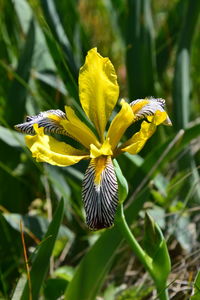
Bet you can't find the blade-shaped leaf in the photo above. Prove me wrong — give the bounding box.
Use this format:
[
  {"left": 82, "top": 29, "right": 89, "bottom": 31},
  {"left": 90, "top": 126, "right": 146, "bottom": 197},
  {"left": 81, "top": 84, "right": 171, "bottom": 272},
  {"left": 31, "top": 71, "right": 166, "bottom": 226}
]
[
  {"left": 172, "top": 0, "right": 200, "bottom": 202},
  {"left": 126, "top": 0, "right": 156, "bottom": 98},
  {"left": 0, "top": 126, "right": 25, "bottom": 147},
  {"left": 6, "top": 19, "right": 35, "bottom": 126},
  {"left": 173, "top": 0, "right": 200, "bottom": 129},
  {"left": 143, "top": 213, "right": 171, "bottom": 287},
  {"left": 156, "top": 0, "right": 187, "bottom": 78},
  {"left": 28, "top": 0, "right": 79, "bottom": 101},
  {"left": 20, "top": 199, "right": 64, "bottom": 300},
  {"left": 64, "top": 188, "right": 150, "bottom": 300},
  {"left": 190, "top": 270, "right": 200, "bottom": 300},
  {"left": 11, "top": 275, "right": 27, "bottom": 300}
]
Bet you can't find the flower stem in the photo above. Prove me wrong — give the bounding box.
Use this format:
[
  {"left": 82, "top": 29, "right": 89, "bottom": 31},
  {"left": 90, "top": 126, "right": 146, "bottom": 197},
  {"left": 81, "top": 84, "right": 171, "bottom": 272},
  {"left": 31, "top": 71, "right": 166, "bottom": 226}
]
[
  {"left": 157, "top": 288, "right": 169, "bottom": 300},
  {"left": 115, "top": 204, "right": 152, "bottom": 272},
  {"left": 115, "top": 204, "right": 169, "bottom": 300}
]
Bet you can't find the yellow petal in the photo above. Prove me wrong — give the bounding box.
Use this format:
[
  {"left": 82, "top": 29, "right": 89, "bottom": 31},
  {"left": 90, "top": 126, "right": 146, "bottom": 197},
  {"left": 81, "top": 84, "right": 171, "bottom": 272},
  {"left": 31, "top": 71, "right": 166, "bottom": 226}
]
[
  {"left": 130, "top": 97, "right": 172, "bottom": 125},
  {"left": 90, "top": 139, "right": 113, "bottom": 159},
  {"left": 118, "top": 110, "right": 166, "bottom": 155},
  {"left": 60, "top": 106, "right": 100, "bottom": 150},
  {"left": 15, "top": 109, "right": 67, "bottom": 135},
  {"left": 25, "top": 125, "right": 89, "bottom": 167},
  {"left": 119, "top": 121, "right": 156, "bottom": 155},
  {"left": 107, "top": 99, "right": 134, "bottom": 151},
  {"left": 79, "top": 48, "right": 119, "bottom": 141},
  {"left": 147, "top": 110, "right": 168, "bottom": 125},
  {"left": 131, "top": 99, "right": 149, "bottom": 115}
]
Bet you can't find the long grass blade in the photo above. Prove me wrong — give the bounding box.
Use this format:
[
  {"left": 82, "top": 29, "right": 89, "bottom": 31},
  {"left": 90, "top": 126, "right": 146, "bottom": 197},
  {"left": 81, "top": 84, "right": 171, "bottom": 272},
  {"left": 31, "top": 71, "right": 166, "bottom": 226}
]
[
  {"left": 126, "top": 0, "right": 156, "bottom": 99},
  {"left": 156, "top": 0, "right": 187, "bottom": 79},
  {"left": 6, "top": 19, "right": 35, "bottom": 126},
  {"left": 172, "top": 0, "right": 200, "bottom": 201},
  {"left": 173, "top": 0, "right": 200, "bottom": 129},
  {"left": 28, "top": 0, "right": 79, "bottom": 101},
  {"left": 20, "top": 199, "right": 64, "bottom": 300}
]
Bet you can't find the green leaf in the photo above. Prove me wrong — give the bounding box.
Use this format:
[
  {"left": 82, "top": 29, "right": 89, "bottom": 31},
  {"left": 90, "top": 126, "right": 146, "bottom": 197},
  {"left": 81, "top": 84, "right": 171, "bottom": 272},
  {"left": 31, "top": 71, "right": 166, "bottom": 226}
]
[
  {"left": 28, "top": 0, "right": 79, "bottom": 101},
  {"left": 173, "top": 0, "right": 200, "bottom": 129},
  {"left": 44, "top": 165, "right": 72, "bottom": 219},
  {"left": 44, "top": 278, "right": 68, "bottom": 300},
  {"left": 113, "top": 159, "right": 129, "bottom": 204},
  {"left": 11, "top": 275, "right": 27, "bottom": 300},
  {"left": 64, "top": 188, "right": 150, "bottom": 300},
  {"left": 20, "top": 199, "right": 64, "bottom": 300},
  {"left": 64, "top": 228, "right": 121, "bottom": 300},
  {"left": 143, "top": 213, "right": 171, "bottom": 287},
  {"left": 54, "top": 266, "right": 75, "bottom": 282},
  {"left": 156, "top": 0, "right": 187, "bottom": 78},
  {"left": 172, "top": 0, "right": 200, "bottom": 202},
  {"left": 6, "top": 19, "right": 35, "bottom": 126},
  {"left": 53, "top": 0, "right": 90, "bottom": 57},
  {"left": 151, "top": 239, "right": 171, "bottom": 293},
  {"left": 143, "top": 213, "right": 163, "bottom": 257},
  {"left": 0, "top": 126, "right": 25, "bottom": 147},
  {"left": 190, "top": 270, "right": 200, "bottom": 300},
  {"left": 3, "top": 212, "right": 72, "bottom": 241},
  {"left": 126, "top": 0, "right": 156, "bottom": 98},
  {"left": 40, "top": 0, "right": 78, "bottom": 77}
]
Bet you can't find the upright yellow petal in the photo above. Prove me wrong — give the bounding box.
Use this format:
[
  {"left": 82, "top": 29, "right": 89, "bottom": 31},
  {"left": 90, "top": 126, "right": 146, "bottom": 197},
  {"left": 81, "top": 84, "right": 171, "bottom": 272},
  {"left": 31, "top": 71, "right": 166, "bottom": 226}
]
[
  {"left": 107, "top": 100, "right": 134, "bottom": 151},
  {"left": 79, "top": 48, "right": 119, "bottom": 142},
  {"left": 61, "top": 106, "right": 100, "bottom": 150},
  {"left": 25, "top": 125, "right": 89, "bottom": 167}
]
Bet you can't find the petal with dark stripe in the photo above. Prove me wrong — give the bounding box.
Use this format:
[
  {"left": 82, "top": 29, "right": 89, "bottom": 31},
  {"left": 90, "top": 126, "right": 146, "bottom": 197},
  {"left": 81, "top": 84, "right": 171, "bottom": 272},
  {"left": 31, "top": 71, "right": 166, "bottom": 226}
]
[
  {"left": 82, "top": 156, "right": 118, "bottom": 230},
  {"left": 14, "top": 109, "right": 67, "bottom": 135},
  {"left": 130, "top": 97, "right": 172, "bottom": 125}
]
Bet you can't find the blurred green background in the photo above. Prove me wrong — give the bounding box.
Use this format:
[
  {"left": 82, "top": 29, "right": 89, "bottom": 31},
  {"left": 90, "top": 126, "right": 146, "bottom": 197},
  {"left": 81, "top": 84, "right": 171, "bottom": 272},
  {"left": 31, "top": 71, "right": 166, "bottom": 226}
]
[{"left": 0, "top": 0, "right": 200, "bottom": 299}]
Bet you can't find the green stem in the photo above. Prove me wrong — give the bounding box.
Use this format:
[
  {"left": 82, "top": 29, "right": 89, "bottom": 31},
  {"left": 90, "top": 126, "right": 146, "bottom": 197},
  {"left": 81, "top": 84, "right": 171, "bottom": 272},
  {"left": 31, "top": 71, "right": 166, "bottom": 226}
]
[
  {"left": 115, "top": 204, "right": 169, "bottom": 300},
  {"left": 115, "top": 204, "right": 152, "bottom": 272},
  {"left": 157, "top": 288, "right": 169, "bottom": 300}
]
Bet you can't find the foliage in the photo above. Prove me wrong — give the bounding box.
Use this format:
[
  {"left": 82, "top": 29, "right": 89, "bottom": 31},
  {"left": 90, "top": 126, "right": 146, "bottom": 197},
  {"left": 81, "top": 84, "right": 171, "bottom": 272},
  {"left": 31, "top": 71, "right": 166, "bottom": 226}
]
[{"left": 0, "top": 0, "right": 200, "bottom": 299}]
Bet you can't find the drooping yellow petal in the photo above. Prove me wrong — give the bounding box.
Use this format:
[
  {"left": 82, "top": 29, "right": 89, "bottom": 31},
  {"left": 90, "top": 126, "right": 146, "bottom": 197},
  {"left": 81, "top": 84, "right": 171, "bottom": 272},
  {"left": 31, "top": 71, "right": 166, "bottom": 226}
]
[
  {"left": 82, "top": 156, "right": 118, "bottom": 230},
  {"left": 131, "top": 99, "right": 149, "bottom": 115},
  {"left": 79, "top": 48, "right": 119, "bottom": 142},
  {"left": 60, "top": 106, "right": 100, "bottom": 150},
  {"left": 15, "top": 109, "right": 67, "bottom": 135},
  {"left": 118, "top": 111, "right": 167, "bottom": 155},
  {"left": 147, "top": 110, "right": 168, "bottom": 125},
  {"left": 130, "top": 97, "right": 172, "bottom": 125},
  {"left": 107, "top": 99, "right": 134, "bottom": 151},
  {"left": 25, "top": 125, "right": 89, "bottom": 167},
  {"left": 118, "top": 122, "right": 156, "bottom": 155},
  {"left": 90, "top": 139, "right": 113, "bottom": 159}
]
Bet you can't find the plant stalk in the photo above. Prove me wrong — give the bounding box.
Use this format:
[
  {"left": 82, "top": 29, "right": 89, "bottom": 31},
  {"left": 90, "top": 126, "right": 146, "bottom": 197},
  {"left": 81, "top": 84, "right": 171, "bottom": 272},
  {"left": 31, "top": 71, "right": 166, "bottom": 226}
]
[
  {"left": 115, "top": 203, "right": 169, "bottom": 300},
  {"left": 157, "top": 288, "right": 169, "bottom": 300}
]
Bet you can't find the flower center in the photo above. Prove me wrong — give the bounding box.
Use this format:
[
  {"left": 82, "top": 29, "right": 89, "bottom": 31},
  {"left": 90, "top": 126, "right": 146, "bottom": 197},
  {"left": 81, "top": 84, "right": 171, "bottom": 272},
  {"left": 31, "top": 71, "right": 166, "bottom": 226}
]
[{"left": 90, "top": 138, "right": 113, "bottom": 159}]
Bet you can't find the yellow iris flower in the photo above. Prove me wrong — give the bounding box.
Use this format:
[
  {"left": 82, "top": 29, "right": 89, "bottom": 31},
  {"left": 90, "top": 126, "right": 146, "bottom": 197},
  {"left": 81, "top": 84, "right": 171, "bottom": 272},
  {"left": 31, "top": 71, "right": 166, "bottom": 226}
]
[{"left": 15, "top": 48, "right": 171, "bottom": 230}]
